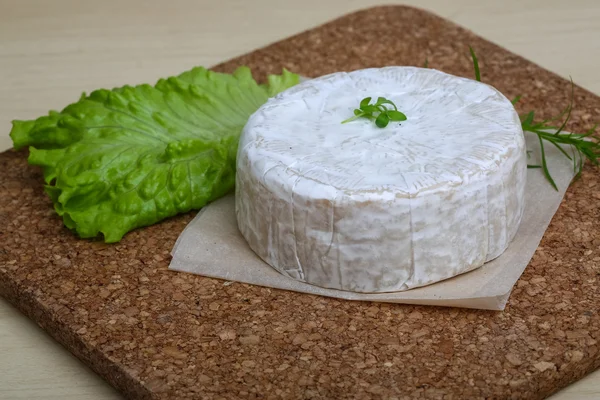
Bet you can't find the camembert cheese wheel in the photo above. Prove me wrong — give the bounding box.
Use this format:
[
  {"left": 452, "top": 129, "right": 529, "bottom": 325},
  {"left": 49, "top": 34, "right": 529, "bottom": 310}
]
[{"left": 236, "top": 67, "right": 526, "bottom": 293}]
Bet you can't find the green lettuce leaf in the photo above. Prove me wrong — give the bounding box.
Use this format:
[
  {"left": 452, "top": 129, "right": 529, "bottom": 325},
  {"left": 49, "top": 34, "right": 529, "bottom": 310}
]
[{"left": 10, "top": 66, "right": 299, "bottom": 242}]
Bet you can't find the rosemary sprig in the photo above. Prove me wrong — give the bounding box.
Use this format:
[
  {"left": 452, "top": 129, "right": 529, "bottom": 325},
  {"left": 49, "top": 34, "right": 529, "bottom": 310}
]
[
  {"left": 469, "top": 46, "right": 481, "bottom": 82},
  {"left": 341, "top": 96, "right": 407, "bottom": 128},
  {"left": 468, "top": 47, "right": 600, "bottom": 190}
]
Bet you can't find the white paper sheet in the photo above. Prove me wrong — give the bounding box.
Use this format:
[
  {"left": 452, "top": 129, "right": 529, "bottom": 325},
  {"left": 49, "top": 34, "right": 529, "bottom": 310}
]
[{"left": 169, "top": 133, "right": 576, "bottom": 310}]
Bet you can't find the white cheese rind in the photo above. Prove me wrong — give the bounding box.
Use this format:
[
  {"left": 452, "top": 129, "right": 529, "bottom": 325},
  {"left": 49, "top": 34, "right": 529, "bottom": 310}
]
[{"left": 236, "top": 67, "right": 526, "bottom": 293}]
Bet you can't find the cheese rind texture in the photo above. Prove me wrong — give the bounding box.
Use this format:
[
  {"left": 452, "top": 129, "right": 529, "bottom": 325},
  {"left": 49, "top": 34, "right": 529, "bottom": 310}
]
[{"left": 236, "top": 67, "right": 526, "bottom": 293}]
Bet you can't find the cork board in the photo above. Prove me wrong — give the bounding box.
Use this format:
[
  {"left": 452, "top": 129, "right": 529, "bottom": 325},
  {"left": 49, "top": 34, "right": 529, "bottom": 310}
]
[{"left": 1, "top": 5, "right": 599, "bottom": 400}]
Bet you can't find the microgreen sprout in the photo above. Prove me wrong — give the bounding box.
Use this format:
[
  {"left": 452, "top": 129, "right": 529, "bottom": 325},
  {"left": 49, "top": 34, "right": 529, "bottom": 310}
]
[{"left": 341, "top": 97, "right": 407, "bottom": 128}]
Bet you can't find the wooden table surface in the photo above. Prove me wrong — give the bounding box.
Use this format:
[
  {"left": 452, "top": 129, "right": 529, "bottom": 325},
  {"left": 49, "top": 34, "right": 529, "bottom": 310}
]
[{"left": 0, "top": 0, "right": 599, "bottom": 398}]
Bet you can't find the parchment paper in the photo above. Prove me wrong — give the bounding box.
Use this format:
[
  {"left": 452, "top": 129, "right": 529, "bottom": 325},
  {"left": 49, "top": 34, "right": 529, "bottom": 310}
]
[{"left": 169, "top": 133, "right": 577, "bottom": 310}]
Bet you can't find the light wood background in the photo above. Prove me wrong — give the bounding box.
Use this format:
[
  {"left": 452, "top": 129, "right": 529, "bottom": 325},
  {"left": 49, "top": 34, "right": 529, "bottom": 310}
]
[{"left": 0, "top": 0, "right": 598, "bottom": 398}]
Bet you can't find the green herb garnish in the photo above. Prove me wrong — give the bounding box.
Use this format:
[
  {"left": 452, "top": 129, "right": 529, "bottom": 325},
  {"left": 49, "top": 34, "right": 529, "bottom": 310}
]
[
  {"left": 469, "top": 46, "right": 481, "bottom": 82},
  {"left": 468, "top": 47, "right": 600, "bottom": 190},
  {"left": 341, "top": 97, "right": 407, "bottom": 128}
]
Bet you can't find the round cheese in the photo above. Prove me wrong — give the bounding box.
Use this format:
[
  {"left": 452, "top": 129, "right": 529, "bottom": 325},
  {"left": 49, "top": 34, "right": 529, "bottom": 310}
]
[{"left": 235, "top": 67, "right": 526, "bottom": 293}]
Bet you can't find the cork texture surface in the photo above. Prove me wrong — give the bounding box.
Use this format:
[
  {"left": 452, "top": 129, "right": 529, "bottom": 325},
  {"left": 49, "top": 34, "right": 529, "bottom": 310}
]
[{"left": 1, "top": 5, "right": 599, "bottom": 400}]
